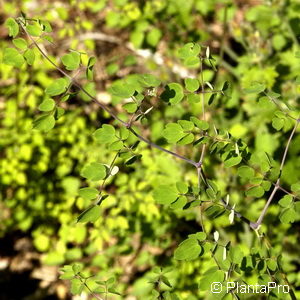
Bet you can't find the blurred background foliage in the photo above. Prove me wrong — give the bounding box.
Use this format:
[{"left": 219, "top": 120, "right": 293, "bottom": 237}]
[{"left": 0, "top": 0, "right": 300, "bottom": 299}]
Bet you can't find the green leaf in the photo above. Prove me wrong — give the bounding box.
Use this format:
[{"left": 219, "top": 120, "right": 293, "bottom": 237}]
[
  {"left": 70, "top": 278, "right": 84, "bottom": 295},
  {"left": 3, "top": 48, "right": 25, "bottom": 68},
  {"left": 224, "top": 156, "right": 242, "bottom": 168},
  {"left": 229, "top": 246, "right": 244, "bottom": 264},
  {"left": 162, "top": 123, "right": 185, "bottom": 143},
  {"left": 138, "top": 74, "right": 161, "bottom": 87},
  {"left": 205, "top": 205, "right": 225, "bottom": 219},
  {"left": 38, "top": 99, "right": 55, "bottom": 112},
  {"left": 246, "top": 186, "right": 265, "bottom": 198},
  {"left": 146, "top": 27, "right": 162, "bottom": 47},
  {"left": 176, "top": 182, "right": 188, "bottom": 194},
  {"left": 296, "top": 76, "right": 300, "bottom": 84},
  {"left": 177, "top": 133, "right": 194, "bottom": 145},
  {"left": 78, "top": 187, "right": 99, "bottom": 200},
  {"left": 55, "top": 107, "right": 65, "bottom": 119},
  {"left": 279, "top": 208, "right": 296, "bottom": 224},
  {"left": 120, "top": 127, "right": 130, "bottom": 140},
  {"left": 153, "top": 185, "right": 178, "bottom": 205},
  {"left": 291, "top": 182, "right": 300, "bottom": 193},
  {"left": 61, "top": 52, "right": 81, "bottom": 71},
  {"left": 80, "top": 162, "right": 106, "bottom": 181},
  {"left": 185, "top": 78, "right": 200, "bottom": 92},
  {"left": 45, "top": 78, "right": 68, "bottom": 96},
  {"left": 188, "top": 232, "right": 206, "bottom": 241},
  {"left": 108, "top": 288, "right": 121, "bottom": 296},
  {"left": 170, "top": 196, "right": 187, "bottom": 209},
  {"left": 177, "top": 120, "right": 194, "bottom": 130},
  {"left": 86, "top": 56, "right": 96, "bottom": 80},
  {"left": 59, "top": 272, "right": 74, "bottom": 280},
  {"left": 93, "top": 124, "right": 116, "bottom": 143},
  {"left": 26, "top": 24, "right": 42, "bottom": 37},
  {"left": 40, "top": 20, "right": 52, "bottom": 33},
  {"left": 109, "top": 82, "right": 135, "bottom": 98},
  {"left": 24, "top": 49, "right": 35, "bottom": 65},
  {"left": 109, "top": 140, "right": 123, "bottom": 151},
  {"left": 12, "top": 38, "right": 27, "bottom": 50},
  {"left": 87, "top": 57, "right": 96, "bottom": 68},
  {"left": 237, "top": 166, "right": 255, "bottom": 179},
  {"left": 184, "top": 56, "right": 200, "bottom": 68},
  {"left": 222, "top": 81, "right": 232, "bottom": 98},
  {"left": 130, "top": 30, "right": 144, "bottom": 48},
  {"left": 243, "top": 83, "right": 266, "bottom": 94},
  {"left": 160, "top": 275, "right": 172, "bottom": 288},
  {"left": 161, "top": 83, "right": 184, "bottom": 104},
  {"left": 77, "top": 205, "right": 101, "bottom": 223},
  {"left": 5, "top": 18, "right": 19, "bottom": 37},
  {"left": 123, "top": 102, "right": 138, "bottom": 113},
  {"left": 272, "top": 117, "right": 284, "bottom": 130},
  {"left": 187, "top": 93, "right": 200, "bottom": 103},
  {"left": 72, "top": 263, "right": 83, "bottom": 274},
  {"left": 125, "top": 154, "right": 142, "bottom": 165},
  {"left": 32, "top": 114, "right": 55, "bottom": 132},
  {"left": 178, "top": 43, "right": 201, "bottom": 59},
  {"left": 190, "top": 117, "right": 209, "bottom": 130},
  {"left": 278, "top": 195, "right": 293, "bottom": 207},
  {"left": 174, "top": 238, "right": 202, "bottom": 260},
  {"left": 267, "top": 260, "right": 277, "bottom": 271},
  {"left": 199, "top": 268, "right": 224, "bottom": 291}
]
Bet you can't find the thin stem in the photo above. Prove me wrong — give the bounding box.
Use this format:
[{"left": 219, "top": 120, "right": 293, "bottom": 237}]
[
  {"left": 98, "top": 150, "right": 120, "bottom": 196},
  {"left": 197, "top": 58, "right": 208, "bottom": 184},
  {"left": 252, "top": 119, "right": 299, "bottom": 229},
  {"left": 194, "top": 89, "right": 223, "bottom": 94},
  {"left": 263, "top": 91, "right": 297, "bottom": 121},
  {"left": 199, "top": 58, "right": 205, "bottom": 121},
  {"left": 219, "top": 198, "right": 257, "bottom": 229},
  {"left": 20, "top": 21, "right": 198, "bottom": 168},
  {"left": 128, "top": 128, "right": 197, "bottom": 167},
  {"left": 76, "top": 275, "right": 104, "bottom": 300}
]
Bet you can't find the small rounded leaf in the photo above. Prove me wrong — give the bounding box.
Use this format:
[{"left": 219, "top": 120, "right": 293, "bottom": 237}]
[
  {"left": 38, "top": 99, "right": 56, "bottom": 112},
  {"left": 174, "top": 238, "right": 202, "bottom": 261},
  {"left": 246, "top": 186, "right": 265, "bottom": 198},
  {"left": 5, "top": 18, "right": 19, "bottom": 37},
  {"left": 3, "top": 48, "right": 25, "bottom": 68},
  {"left": 153, "top": 185, "right": 178, "bottom": 205},
  {"left": 78, "top": 187, "right": 99, "bottom": 200},
  {"left": 45, "top": 78, "right": 69, "bottom": 96},
  {"left": 32, "top": 114, "right": 55, "bottom": 132},
  {"left": 93, "top": 125, "right": 116, "bottom": 143},
  {"left": 77, "top": 205, "right": 101, "bottom": 223},
  {"left": 80, "top": 163, "right": 106, "bottom": 181},
  {"left": 161, "top": 83, "right": 184, "bottom": 104}
]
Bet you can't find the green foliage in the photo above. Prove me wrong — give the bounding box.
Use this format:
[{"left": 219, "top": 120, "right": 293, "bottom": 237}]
[
  {"left": 61, "top": 51, "right": 81, "bottom": 71},
  {"left": 80, "top": 162, "right": 106, "bottom": 181},
  {"left": 45, "top": 78, "right": 69, "bottom": 96},
  {"left": 1, "top": 2, "right": 300, "bottom": 300},
  {"left": 5, "top": 17, "right": 19, "bottom": 37},
  {"left": 3, "top": 48, "right": 25, "bottom": 68},
  {"left": 77, "top": 205, "right": 101, "bottom": 223}
]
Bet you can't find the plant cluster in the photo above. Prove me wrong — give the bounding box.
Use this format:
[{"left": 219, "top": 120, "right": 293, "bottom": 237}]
[{"left": 1, "top": 1, "right": 300, "bottom": 300}]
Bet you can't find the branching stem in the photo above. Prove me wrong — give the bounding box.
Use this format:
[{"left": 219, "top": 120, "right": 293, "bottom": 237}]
[
  {"left": 252, "top": 118, "right": 299, "bottom": 229},
  {"left": 19, "top": 21, "right": 198, "bottom": 168}
]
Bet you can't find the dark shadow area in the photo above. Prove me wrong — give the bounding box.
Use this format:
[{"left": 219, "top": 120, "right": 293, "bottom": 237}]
[{"left": 0, "top": 232, "right": 69, "bottom": 300}]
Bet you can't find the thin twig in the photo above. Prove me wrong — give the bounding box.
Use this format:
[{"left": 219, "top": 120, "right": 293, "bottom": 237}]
[
  {"left": 252, "top": 118, "right": 299, "bottom": 229},
  {"left": 219, "top": 198, "right": 257, "bottom": 228},
  {"left": 19, "top": 20, "right": 198, "bottom": 168},
  {"left": 76, "top": 275, "right": 104, "bottom": 300},
  {"left": 263, "top": 91, "right": 297, "bottom": 121}
]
